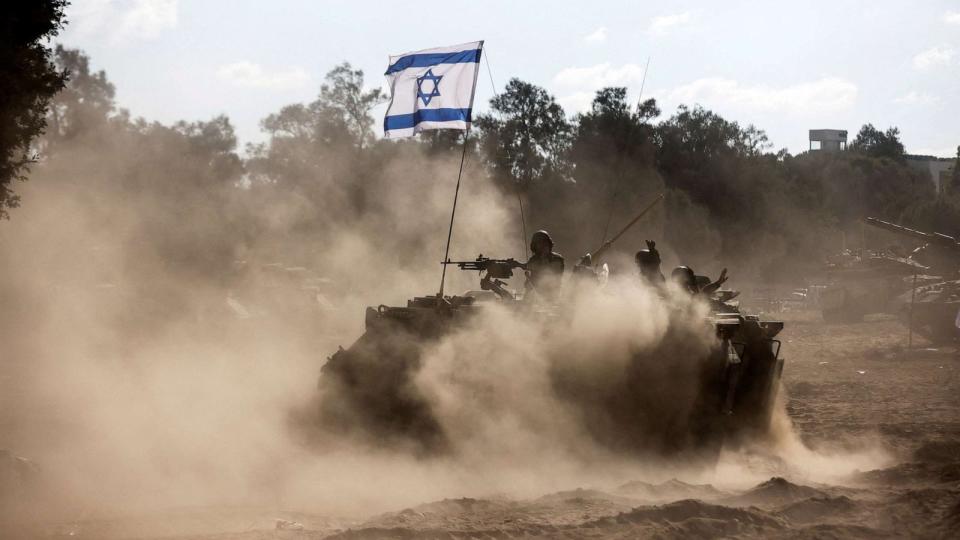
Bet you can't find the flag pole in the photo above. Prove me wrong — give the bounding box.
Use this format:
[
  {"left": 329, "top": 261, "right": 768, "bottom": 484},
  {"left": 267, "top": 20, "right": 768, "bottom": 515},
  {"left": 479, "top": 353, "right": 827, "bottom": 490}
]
[{"left": 438, "top": 131, "right": 470, "bottom": 300}]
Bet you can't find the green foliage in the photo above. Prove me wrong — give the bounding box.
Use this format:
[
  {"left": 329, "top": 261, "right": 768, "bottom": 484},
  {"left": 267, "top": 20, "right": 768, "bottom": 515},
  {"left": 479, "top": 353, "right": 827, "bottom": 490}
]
[
  {"left": 12, "top": 46, "right": 959, "bottom": 286},
  {"left": 663, "top": 189, "right": 722, "bottom": 268},
  {"left": 786, "top": 151, "right": 931, "bottom": 224},
  {"left": 0, "top": 1, "right": 68, "bottom": 218},
  {"left": 33, "top": 48, "right": 246, "bottom": 294},
  {"left": 850, "top": 123, "right": 905, "bottom": 162},
  {"left": 562, "top": 88, "right": 662, "bottom": 252},
  {"left": 260, "top": 62, "right": 383, "bottom": 153},
  {"left": 653, "top": 105, "right": 774, "bottom": 259},
  {"left": 317, "top": 62, "right": 384, "bottom": 150},
  {"left": 952, "top": 146, "right": 960, "bottom": 189},
  {"left": 572, "top": 89, "right": 657, "bottom": 170},
  {"left": 250, "top": 81, "right": 364, "bottom": 232},
  {"left": 246, "top": 63, "right": 479, "bottom": 272},
  {"left": 47, "top": 45, "right": 117, "bottom": 143},
  {"left": 900, "top": 196, "right": 960, "bottom": 238},
  {"left": 475, "top": 79, "right": 572, "bottom": 191}
]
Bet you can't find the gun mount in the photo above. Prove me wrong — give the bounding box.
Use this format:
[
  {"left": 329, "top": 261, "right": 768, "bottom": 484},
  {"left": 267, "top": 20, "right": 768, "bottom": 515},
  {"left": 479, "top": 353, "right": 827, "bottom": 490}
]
[{"left": 443, "top": 255, "right": 526, "bottom": 300}]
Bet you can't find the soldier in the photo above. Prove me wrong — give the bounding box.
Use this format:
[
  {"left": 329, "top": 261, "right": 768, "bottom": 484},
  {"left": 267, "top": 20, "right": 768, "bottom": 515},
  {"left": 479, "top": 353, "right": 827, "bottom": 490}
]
[
  {"left": 671, "top": 265, "right": 699, "bottom": 294},
  {"left": 635, "top": 240, "right": 665, "bottom": 286},
  {"left": 525, "top": 230, "right": 564, "bottom": 299},
  {"left": 672, "top": 265, "right": 729, "bottom": 295},
  {"left": 700, "top": 268, "right": 729, "bottom": 294}
]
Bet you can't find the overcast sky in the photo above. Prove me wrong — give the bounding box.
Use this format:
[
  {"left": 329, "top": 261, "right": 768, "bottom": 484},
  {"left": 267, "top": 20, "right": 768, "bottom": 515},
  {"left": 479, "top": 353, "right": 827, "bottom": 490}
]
[{"left": 60, "top": 0, "right": 960, "bottom": 157}]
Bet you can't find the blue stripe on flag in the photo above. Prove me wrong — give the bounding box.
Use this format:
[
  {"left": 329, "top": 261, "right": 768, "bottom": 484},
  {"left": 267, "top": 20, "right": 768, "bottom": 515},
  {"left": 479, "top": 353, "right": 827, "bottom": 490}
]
[
  {"left": 385, "top": 49, "right": 482, "bottom": 75},
  {"left": 384, "top": 108, "right": 472, "bottom": 131}
]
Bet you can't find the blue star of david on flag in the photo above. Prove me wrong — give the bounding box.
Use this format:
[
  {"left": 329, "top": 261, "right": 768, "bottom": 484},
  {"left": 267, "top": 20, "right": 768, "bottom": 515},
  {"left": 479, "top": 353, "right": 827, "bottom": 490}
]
[
  {"left": 416, "top": 69, "right": 443, "bottom": 106},
  {"left": 382, "top": 41, "right": 484, "bottom": 138}
]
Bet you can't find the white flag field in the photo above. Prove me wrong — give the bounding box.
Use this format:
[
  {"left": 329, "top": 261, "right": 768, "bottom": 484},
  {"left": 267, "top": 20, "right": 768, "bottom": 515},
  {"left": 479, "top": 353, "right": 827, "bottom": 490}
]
[{"left": 383, "top": 41, "right": 483, "bottom": 138}]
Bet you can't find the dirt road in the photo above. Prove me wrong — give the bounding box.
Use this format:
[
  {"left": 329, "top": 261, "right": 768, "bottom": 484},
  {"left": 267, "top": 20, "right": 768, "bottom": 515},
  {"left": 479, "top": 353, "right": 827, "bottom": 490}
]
[{"left": 14, "top": 315, "right": 960, "bottom": 539}]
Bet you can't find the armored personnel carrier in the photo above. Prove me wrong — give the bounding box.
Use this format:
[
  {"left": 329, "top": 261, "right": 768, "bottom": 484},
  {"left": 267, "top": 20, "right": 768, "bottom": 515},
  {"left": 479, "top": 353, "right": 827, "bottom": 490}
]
[
  {"left": 819, "top": 251, "right": 928, "bottom": 323},
  {"left": 897, "top": 279, "right": 960, "bottom": 344},
  {"left": 864, "top": 218, "right": 960, "bottom": 344},
  {"left": 314, "top": 256, "right": 785, "bottom": 462}
]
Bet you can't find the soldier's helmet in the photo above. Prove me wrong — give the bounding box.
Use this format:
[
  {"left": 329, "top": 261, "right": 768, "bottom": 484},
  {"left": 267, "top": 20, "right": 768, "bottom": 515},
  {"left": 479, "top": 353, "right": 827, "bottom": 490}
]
[
  {"left": 671, "top": 265, "right": 698, "bottom": 292},
  {"left": 635, "top": 249, "right": 660, "bottom": 267},
  {"left": 530, "top": 230, "right": 554, "bottom": 252}
]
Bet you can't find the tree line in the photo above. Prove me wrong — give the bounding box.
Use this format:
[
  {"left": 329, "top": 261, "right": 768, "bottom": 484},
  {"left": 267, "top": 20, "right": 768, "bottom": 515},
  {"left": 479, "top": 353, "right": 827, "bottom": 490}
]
[{"left": 4, "top": 43, "right": 960, "bottom": 289}]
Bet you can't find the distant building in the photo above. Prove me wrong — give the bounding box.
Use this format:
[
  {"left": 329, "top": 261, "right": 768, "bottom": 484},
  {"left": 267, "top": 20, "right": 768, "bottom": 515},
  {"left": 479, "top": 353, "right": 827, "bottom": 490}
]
[
  {"left": 809, "top": 129, "right": 847, "bottom": 152},
  {"left": 906, "top": 154, "right": 956, "bottom": 194}
]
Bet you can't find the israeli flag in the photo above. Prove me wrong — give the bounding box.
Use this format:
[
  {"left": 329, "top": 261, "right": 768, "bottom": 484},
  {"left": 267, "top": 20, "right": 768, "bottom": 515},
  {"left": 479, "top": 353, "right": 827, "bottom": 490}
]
[{"left": 383, "top": 41, "right": 483, "bottom": 138}]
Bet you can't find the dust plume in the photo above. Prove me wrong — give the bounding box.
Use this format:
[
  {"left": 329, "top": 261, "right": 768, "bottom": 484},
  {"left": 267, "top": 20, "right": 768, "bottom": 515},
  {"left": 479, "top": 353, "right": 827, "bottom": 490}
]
[
  {"left": 0, "top": 51, "right": 906, "bottom": 538},
  {"left": 0, "top": 149, "right": 893, "bottom": 534},
  {"left": 0, "top": 138, "right": 517, "bottom": 523}
]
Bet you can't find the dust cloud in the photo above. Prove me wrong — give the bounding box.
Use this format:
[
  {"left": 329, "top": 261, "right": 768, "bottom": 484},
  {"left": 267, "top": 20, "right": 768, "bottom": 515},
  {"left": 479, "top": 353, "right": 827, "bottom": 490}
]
[
  {"left": 0, "top": 144, "right": 888, "bottom": 536},
  {"left": 0, "top": 145, "right": 515, "bottom": 521}
]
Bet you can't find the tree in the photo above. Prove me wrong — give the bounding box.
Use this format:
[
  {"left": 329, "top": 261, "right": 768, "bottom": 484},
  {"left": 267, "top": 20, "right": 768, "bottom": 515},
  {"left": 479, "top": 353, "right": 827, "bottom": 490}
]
[
  {"left": 572, "top": 89, "right": 658, "bottom": 164},
  {"left": 475, "top": 78, "right": 572, "bottom": 191},
  {"left": 261, "top": 103, "right": 320, "bottom": 141},
  {"left": 173, "top": 115, "right": 243, "bottom": 188},
  {"left": 849, "top": 124, "right": 905, "bottom": 162},
  {"left": 655, "top": 105, "right": 769, "bottom": 170},
  {"left": 316, "top": 62, "right": 383, "bottom": 150},
  {"left": 47, "top": 45, "right": 118, "bottom": 144},
  {"left": 654, "top": 104, "right": 770, "bottom": 214},
  {"left": 952, "top": 145, "right": 960, "bottom": 191},
  {"left": 565, "top": 88, "right": 662, "bottom": 249},
  {"left": 0, "top": 1, "right": 68, "bottom": 218},
  {"left": 653, "top": 105, "right": 812, "bottom": 272}
]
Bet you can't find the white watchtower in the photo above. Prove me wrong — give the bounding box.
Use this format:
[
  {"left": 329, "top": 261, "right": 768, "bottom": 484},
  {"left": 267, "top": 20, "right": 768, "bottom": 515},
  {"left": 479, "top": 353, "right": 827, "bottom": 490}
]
[{"left": 809, "top": 129, "right": 848, "bottom": 152}]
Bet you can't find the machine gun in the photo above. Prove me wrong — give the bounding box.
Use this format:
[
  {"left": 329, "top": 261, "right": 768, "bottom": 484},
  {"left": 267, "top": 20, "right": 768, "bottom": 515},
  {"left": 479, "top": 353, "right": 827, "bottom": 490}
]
[
  {"left": 582, "top": 193, "right": 664, "bottom": 266},
  {"left": 442, "top": 255, "right": 526, "bottom": 300}
]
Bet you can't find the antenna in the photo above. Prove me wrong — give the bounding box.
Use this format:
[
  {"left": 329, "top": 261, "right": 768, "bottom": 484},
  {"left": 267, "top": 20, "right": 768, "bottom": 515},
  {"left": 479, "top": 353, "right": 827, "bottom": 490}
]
[
  {"left": 637, "top": 56, "right": 651, "bottom": 107},
  {"left": 483, "top": 48, "right": 528, "bottom": 258},
  {"left": 599, "top": 56, "right": 652, "bottom": 247}
]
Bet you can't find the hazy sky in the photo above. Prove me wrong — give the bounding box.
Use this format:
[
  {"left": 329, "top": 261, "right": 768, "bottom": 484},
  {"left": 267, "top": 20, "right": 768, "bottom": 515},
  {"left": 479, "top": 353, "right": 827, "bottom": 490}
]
[{"left": 60, "top": 0, "right": 960, "bottom": 157}]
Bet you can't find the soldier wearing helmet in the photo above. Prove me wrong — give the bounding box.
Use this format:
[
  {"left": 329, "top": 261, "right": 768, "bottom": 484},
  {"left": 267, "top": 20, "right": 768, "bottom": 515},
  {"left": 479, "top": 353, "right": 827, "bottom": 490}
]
[
  {"left": 671, "top": 265, "right": 699, "bottom": 294},
  {"left": 525, "top": 230, "right": 564, "bottom": 299},
  {"left": 635, "top": 240, "right": 665, "bottom": 286},
  {"left": 671, "top": 265, "right": 729, "bottom": 295}
]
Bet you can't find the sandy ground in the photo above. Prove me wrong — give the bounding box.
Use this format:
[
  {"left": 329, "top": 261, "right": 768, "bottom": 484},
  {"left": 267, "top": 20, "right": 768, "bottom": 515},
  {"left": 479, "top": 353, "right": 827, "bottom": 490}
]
[{"left": 12, "top": 314, "right": 960, "bottom": 539}]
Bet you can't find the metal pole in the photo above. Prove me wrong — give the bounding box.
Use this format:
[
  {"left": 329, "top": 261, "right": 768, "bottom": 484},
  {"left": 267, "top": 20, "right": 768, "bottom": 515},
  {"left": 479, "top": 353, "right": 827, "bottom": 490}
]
[
  {"left": 438, "top": 133, "right": 470, "bottom": 299},
  {"left": 599, "top": 56, "right": 651, "bottom": 246},
  {"left": 637, "top": 56, "right": 651, "bottom": 104},
  {"left": 908, "top": 272, "right": 918, "bottom": 350},
  {"left": 517, "top": 190, "right": 528, "bottom": 258}
]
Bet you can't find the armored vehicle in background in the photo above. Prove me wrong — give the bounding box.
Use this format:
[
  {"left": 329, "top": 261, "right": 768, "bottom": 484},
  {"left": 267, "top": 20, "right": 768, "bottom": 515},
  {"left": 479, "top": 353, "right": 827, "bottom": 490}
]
[
  {"left": 898, "top": 279, "right": 960, "bottom": 344},
  {"left": 864, "top": 218, "right": 960, "bottom": 344},
  {"left": 315, "top": 256, "right": 785, "bottom": 462},
  {"left": 819, "top": 251, "right": 928, "bottom": 323}
]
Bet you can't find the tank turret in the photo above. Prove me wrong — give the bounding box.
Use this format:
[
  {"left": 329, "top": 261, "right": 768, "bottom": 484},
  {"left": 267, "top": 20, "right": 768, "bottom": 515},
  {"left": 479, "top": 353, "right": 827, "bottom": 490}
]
[{"left": 861, "top": 217, "right": 960, "bottom": 343}]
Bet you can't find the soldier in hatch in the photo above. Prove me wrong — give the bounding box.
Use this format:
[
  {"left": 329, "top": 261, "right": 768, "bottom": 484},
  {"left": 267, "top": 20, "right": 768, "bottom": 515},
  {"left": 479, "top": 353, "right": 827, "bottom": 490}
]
[
  {"left": 525, "top": 230, "right": 564, "bottom": 300},
  {"left": 671, "top": 265, "right": 699, "bottom": 294},
  {"left": 699, "top": 268, "right": 729, "bottom": 295},
  {"left": 635, "top": 240, "right": 665, "bottom": 286},
  {"left": 671, "top": 265, "right": 728, "bottom": 295}
]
